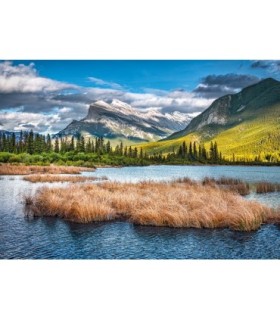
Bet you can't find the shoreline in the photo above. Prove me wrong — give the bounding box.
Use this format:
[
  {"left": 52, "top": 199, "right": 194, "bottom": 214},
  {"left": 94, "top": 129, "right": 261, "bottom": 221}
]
[{"left": 1, "top": 162, "right": 280, "bottom": 176}]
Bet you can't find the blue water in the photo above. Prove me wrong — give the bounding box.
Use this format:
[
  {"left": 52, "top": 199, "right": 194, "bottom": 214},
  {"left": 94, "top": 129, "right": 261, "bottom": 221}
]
[{"left": 1, "top": 165, "right": 280, "bottom": 259}]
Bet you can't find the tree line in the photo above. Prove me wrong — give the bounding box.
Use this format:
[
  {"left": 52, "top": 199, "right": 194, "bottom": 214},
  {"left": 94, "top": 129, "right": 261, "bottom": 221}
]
[{"left": 0, "top": 130, "right": 277, "bottom": 165}]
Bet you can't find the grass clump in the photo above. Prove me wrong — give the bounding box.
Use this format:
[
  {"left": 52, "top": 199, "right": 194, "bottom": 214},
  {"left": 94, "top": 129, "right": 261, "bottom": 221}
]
[
  {"left": 23, "top": 174, "right": 107, "bottom": 183},
  {"left": 256, "top": 182, "right": 280, "bottom": 194},
  {"left": 202, "top": 177, "right": 250, "bottom": 196},
  {"left": 25, "top": 179, "right": 280, "bottom": 231}
]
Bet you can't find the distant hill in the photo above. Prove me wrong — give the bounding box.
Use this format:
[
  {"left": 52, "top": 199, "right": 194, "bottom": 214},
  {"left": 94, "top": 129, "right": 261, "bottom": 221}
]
[
  {"left": 138, "top": 78, "right": 280, "bottom": 162},
  {"left": 57, "top": 99, "right": 194, "bottom": 145}
]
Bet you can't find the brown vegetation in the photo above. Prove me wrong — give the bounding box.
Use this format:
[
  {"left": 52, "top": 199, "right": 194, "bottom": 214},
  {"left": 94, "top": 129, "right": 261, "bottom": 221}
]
[
  {"left": 25, "top": 179, "right": 280, "bottom": 231},
  {"left": 202, "top": 177, "right": 250, "bottom": 196},
  {"left": 256, "top": 182, "right": 280, "bottom": 194},
  {"left": 0, "top": 164, "right": 94, "bottom": 175},
  {"left": 23, "top": 174, "right": 107, "bottom": 183}
]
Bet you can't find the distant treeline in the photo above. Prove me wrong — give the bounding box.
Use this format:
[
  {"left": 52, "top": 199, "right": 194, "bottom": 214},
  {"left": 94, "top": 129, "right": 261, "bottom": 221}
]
[{"left": 0, "top": 130, "right": 278, "bottom": 166}]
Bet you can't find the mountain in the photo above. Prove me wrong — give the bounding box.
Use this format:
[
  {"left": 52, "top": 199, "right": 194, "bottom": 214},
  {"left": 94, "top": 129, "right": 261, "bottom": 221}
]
[
  {"left": 168, "top": 77, "right": 280, "bottom": 139},
  {"left": 138, "top": 78, "right": 280, "bottom": 161},
  {"left": 57, "top": 99, "right": 194, "bottom": 144}
]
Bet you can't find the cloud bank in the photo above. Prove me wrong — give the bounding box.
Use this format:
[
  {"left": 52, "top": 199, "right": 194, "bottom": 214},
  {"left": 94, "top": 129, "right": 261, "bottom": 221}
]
[
  {"left": 193, "top": 73, "right": 261, "bottom": 98},
  {"left": 251, "top": 60, "right": 280, "bottom": 73}
]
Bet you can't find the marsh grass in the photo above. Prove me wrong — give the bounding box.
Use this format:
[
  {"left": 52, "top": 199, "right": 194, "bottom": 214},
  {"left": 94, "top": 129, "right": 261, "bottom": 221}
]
[
  {"left": 256, "top": 182, "right": 280, "bottom": 194},
  {"left": 202, "top": 177, "right": 250, "bottom": 196},
  {"left": 25, "top": 179, "right": 280, "bottom": 231},
  {"left": 23, "top": 174, "right": 107, "bottom": 183},
  {"left": 0, "top": 164, "right": 94, "bottom": 175}
]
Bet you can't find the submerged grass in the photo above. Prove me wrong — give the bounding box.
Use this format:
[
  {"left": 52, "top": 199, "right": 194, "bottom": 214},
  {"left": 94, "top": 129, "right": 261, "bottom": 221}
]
[
  {"left": 23, "top": 174, "right": 107, "bottom": 183},
  {"left": 25, "top": 179, "right": 280, "bottom": 231},
  {"left": 0, "top": 164, "right": 94, "bottom": 175}
]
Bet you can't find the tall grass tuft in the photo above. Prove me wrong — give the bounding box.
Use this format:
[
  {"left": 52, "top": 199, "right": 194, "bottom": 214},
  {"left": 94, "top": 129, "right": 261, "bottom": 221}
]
[
  {"left": 256, "top": 182, "right": 280, "bottom": 194},
  {"left": 25, "top": 180, "right": 280, "bottom": 231},
  {"left": 202, "top": 177, "right": 250, "bottom": 196}
]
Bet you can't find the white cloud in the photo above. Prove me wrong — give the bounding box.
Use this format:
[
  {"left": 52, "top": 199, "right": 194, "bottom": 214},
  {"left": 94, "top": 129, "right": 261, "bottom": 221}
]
[
  {"left": 83, "top": 87, "right": 212, "bottom": 112},
  {"left": 88, "top": 76, "right": 123, "bottom": 89},
  {"left": 0, "top": 61, "right": 214, "bottom": 133},
  {"left": 0, "top": 61, "right": 77, "bottom": 93}
]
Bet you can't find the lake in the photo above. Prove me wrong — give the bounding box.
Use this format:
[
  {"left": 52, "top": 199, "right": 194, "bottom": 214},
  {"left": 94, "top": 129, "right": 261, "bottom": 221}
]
[{"left": 1, "top": 165, "right": 280, "bottom": 259}]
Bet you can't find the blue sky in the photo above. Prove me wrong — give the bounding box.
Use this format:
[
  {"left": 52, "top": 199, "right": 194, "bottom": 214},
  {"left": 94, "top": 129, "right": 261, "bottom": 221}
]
[
  {"left": 0, "top": 60, "right": 279, "bottom": 133},
  {"left": 11, "top": 60, "right": 271, "bottom": 91}
]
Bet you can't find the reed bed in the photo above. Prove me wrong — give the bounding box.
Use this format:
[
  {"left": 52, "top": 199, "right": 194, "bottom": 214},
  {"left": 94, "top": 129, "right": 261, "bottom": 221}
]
[
  {"left": 202, "top": 177, "right": 250, "bottom": 196},
  {"left": 256, "top": 182, "right": 280, "bottom": 194},
  {"left": 24, "top": 180, "right": 280, "bottom": 231},
  {"left": 23, "top": 174, "right": 107, "bottom": 183},
  {"left": 0, "top": 164, "right": 94, "bottom": 175}
]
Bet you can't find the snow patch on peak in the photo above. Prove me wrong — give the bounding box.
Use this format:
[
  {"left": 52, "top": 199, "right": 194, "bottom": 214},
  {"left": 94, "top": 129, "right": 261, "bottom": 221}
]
[
  {"left": 111, "top": 99, "right": 133, "bottom": 110},
  {"left": 93, "top": 100, "right": 111, "bottom": 108}
]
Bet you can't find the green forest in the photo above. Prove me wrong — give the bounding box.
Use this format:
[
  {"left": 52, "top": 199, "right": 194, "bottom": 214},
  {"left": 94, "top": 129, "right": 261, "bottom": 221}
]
[{"left": 0, "top": 130, "right": 278, "bottom": 167}]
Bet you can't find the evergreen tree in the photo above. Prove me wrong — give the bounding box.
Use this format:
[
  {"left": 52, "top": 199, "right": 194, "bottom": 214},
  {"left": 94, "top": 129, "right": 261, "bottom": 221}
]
[
  {"left": 46, "top": 134, "right": 52, "bottom": 152},
  {"left": 133, "top": 147, "right": 138, "bottom": 158},
  {"left": 27, "top": 130, "right": 34, "bottom": 154},
  {"left": 54, "top": 137, "right": 60, "bottom": 153},
  {"left": 80, "top": 136, "right": 85, "bottom": 152},
  {"left": 193, "top": 141, "right": 198, "bottom": 159},
  {"left": 189, "top": 142, "right": 193, "bottom": 159}
]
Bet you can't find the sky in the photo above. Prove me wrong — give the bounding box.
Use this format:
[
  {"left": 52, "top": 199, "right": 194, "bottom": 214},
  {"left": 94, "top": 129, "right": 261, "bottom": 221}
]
[{"left": 0, "top": 60, "right": 279, "bottom": 134}]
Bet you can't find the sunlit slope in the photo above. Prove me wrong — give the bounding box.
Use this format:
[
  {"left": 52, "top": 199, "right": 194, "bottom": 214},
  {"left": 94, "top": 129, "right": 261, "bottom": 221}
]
[{"left": 137, "top": 103, "right": 280, "bottom": 161}]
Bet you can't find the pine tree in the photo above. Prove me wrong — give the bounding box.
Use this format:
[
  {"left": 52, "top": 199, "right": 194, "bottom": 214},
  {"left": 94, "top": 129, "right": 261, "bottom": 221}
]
[
  {"left": 46, "top": 134, "right": 52, "bottom": 152},
  {"left": 124, "top": 146, "right": 128, "bottom": 157},
  {"left": 54, "top": 137, "right": 60, "bottom": 153},
  {"left": 120, "top": 141, "right": 124, "bottom": 156},
  {"left": 27, "top": 130, "right": 34, "bottom": 154},
  {"left": 182, "top": 141, "right": 186, "bottom": 158},
  {"left": 193, "top": 141, "right": 198, "bottom": 159},
  {"left": 189, "top": 142, "right": 193, "bottom": 159},
  {"left": 133, "top": 147, "right": 138, "bottom": 158}
]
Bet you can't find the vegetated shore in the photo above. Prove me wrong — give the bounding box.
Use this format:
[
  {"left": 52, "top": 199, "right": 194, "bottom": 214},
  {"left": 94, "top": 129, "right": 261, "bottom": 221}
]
[
  {"left": 0, "top": 163, "right": 95, "bottom": 175},
  {"left": 25, "top": 178, "right": 280, "bottom": 232},
  {"left": 23, "top": 174, "right": 108, "bottom": 183}
]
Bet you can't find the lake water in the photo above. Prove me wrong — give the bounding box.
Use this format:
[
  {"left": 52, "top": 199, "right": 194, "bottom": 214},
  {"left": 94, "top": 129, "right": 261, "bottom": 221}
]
[{"left": 1, "top": 165, "right": 280, "bottom": 259}]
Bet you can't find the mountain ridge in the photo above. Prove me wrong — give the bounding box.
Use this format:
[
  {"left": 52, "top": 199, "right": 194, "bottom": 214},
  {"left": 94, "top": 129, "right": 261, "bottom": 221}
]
[
  {"left": 57, "top": 99, "right": 195, "bottom": 144},
  {"left": 167, "top": 77, "right": 280, "bottom": 140},
  {"left": 137, "top": 78, "right": 280, "bottom": 161}
]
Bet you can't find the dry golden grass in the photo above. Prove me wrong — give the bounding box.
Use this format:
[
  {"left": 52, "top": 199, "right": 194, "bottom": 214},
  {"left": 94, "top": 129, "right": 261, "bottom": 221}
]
[
  {"left": 0, "top": 164, "right": 94, "bottom": 175},
  {"left": 23, "top": 174, "right": 107, "bottom": 183},
  {"left": 25, "top": 180, "right": 280, "bottom": 231}
]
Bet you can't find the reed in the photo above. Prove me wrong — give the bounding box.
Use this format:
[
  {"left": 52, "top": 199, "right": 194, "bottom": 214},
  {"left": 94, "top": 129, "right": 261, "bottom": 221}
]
[
  {"left": 23, "top": 174, "right": 107, "bottom": 183},
  {"left": 256, "top": 182, "right": 280, "bottom": 194},
  {"left": 202, "top": 177, "right": 250, "bottom": 196},
  {"left": 0, "top": 164, "right": 94, "bottom": 175},
  {"left": 25, "top": 180, "right": 280, "bottom": 231}
]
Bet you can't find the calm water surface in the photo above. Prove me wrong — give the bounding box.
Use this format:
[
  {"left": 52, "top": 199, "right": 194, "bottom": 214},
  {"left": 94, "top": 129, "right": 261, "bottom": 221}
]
[{"left": 1, "top": 165, "right": 280, "bottom": 259}]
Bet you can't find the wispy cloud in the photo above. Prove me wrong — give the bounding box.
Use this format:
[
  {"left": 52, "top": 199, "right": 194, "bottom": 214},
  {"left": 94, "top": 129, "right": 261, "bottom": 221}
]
[{"left": 88, "top": 76, "right": 123, "bottom": 89}]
